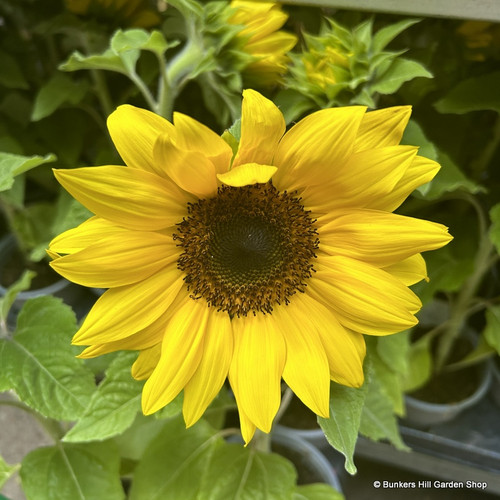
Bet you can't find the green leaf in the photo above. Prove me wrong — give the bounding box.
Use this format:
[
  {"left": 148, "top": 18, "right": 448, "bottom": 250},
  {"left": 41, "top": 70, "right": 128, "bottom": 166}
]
[
  {"left": 0, "top": 296, "right": 95, "bottom": 420},
  {"left": 0, "top": 152, "right": 57, "bottom": 192},
  {"left": 63, "top": 352, "right": 142, "bottom": 443},
  {"left": 483, "top": 306, "right": 500, "bottom": 356},
  {"left": 294, "top": 483, "right": 344, "bottom": 500},
  {"left": 0, "top": 454, "right": 18, "bottom": 490},
  {"left": 370, "top": 342, "right": 405, "bottom": 415},
  {"left": 376, "top": 332, "right": 409, "bottom": 377},
  {"left": 402, "top": 119, "right": 438, "bottom": 160},
  {"left": 360, "top": 372, "right": 408, "bottom": 451},
  {"left": 435, "top": 71, "right": 500, "bottom": 114},
  {"left": 201, "top": 443, "right": 296, "bottom": 500},
  {"left": 60, "top": 50, "right": 128, "bottom": 74},
  {"left": 371, "top": 58, "right": 432, "bottom": 95},
  {"left": 489, "top": 203, "right": 500, "bottom": 254},
  {"left": 129, "top": 417, "right": 221, "bottom": 500},
  {"left": 20, "top": 441, "right": 124, "bottom": 500},
  {"left": 402, "top": 336, "right": 432, "bottom": 392},
  {"left": 421, "top": 152, "right": 484, "bottom": 200},
  {"left": 318, "top": 382, "right": 367, "bottom": 474},
  {"left": 444, "top": 334, "right": 495, "bottom": 371},
  {"left": 372, "top": 19, "right": 420, "bottom": 52},
  {"left": 0, "top": 50, "right": 29, "bottom": 89},
  {"left": 31, "top": 73, "right": 89, "bottom": 121}
]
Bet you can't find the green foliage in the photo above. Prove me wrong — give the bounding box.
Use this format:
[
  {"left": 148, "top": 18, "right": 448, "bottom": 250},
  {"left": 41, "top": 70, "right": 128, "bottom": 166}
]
[
  {"left": 318, "top": 382, "right": 367, "bottom": 474},
  {"left": 435, "top": 71, "right": 500, "bottom": 114},
  {"left": 31, "top": 74, "right": 89, "bottom": 122},
  {"left": 0, "top": 296, "right": 96, "bottom": 420},
  {"left": 0, "top": 153, "right": 56, "bottom": 192},
  {"left": 63, "top": 352, "right": 142, "bottom": 443},
  {"left": 20, "top": 441, "right": 124, "bottom": 500}
]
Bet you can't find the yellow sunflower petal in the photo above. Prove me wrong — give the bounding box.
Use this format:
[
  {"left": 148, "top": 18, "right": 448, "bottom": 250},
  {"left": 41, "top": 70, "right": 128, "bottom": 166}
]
[
  {"left": 173, "top": 112, "right": 233, "bottom": 174},
  {"left": 107, "top": 104, "right": 175, "bottom": 176},
  {"left": 366, "top": 155, "right": 441, "bottom": 212},
  {"left": 54, "top": 167, "right": 188, "bottom": 231},
  {"left": 354, "top": 106, "right": 412, "bottom": 152},
  {"left": 302, "top": 145, "right": 418, "bottom": 211},
  {"left": 49, "top": 217, "right": 125, "bottom": 254},
  {"left": 132, "top": 344, "right": 162, "bottom": 380},
  {"left": 72, "top": 266, "right": 184, "bottom": 345},
  {"left": 183, "top": 310, "right": 233, "bottom": 428},
  {"left": 153, "top": 134, "right": 218, "bottom": 198},
  {"left": 273, "top": 304, "right": 330, "bottom": 418},
  {"left": 77, "top": 314, "right": 169, "bottom": 358},
  {"left": 50, "top": 231, "right": 180, "bottom": 288},
  {"left": 217, "top": 163, "right": 277, "bottom": 187},
  {"left": 292, "top": 293, "right": 365, "bottom": 387},
  {"left": 273, "top": 106, "right": 367, "bottom": 192},
  {"left": 142, "top": 299, "right": 209, "bottom": 415},
  {"left": 245, "top": 31, "right": 297, "bottom": 55},
  {"left": 229, "top": 313, "right": 285, "bottom": 432},
  {"left": 318, "top": 209, "right": 452, "bottom": 267},
  {"left": 383, "top": 254, "right": 429, "bottom": 286},
  {"left": 237, "top": 405, "right": 257, "bottom": 446},
  {"left": 310, "top": 255, "right": 421, "bottom": 335},
  {"left": 232, "top": 89, "right": 285, "bottom": 168}
]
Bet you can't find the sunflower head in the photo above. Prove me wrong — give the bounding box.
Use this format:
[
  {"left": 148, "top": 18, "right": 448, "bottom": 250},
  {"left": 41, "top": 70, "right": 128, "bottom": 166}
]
[
  {"left": 49, "top": 90, "right": 451, "bottom": 444},
  {"left": 228, "top": 1, "right": 298, "bottom": 86},
  {"left": 64, "top": 0, "right": 161, "bottom": 28}
]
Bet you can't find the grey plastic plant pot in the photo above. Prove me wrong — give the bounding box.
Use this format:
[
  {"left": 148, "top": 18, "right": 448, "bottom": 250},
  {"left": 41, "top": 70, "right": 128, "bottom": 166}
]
[
  {"left": 403, "top": 360, "right": 493, "bottom": 429},
  {"left": 0, "top": 234, "right": 84, "bottom": 327},
  {"left": 272, "top": 425, "right": 343, "bottom": 493}
]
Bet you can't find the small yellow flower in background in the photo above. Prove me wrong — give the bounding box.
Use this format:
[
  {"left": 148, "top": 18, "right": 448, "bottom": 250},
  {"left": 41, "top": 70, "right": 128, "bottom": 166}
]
[
  {"left": 48, "top": 90, "right": 452, "bottom": 443},
  {"left": 229, "top": 1, "right": 297, "bottom": 85},
  {"left": 457, "top": 21, "right": 500, "bottom": 61},
  {"left": 65, "top": 0, "right": 161, "bottom": 28}
]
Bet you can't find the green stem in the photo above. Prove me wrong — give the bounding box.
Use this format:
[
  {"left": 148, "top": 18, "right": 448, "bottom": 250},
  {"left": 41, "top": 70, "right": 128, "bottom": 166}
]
[
  {"left": 435, "top": 195, "right": 494, "bottom": 370},
  {"left": 156, "top": 53, "right": 175, "bottom": 120},
  {"left": 251, "top": 428, "right": 272, "bottom": 453},
  {"left": 128, "top": 70, "right": 158, "bottom": 113}
]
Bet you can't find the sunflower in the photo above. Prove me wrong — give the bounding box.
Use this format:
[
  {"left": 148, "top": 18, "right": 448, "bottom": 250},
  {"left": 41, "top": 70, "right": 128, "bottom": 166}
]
[
  {"left": 49, "top": 90, "right": 452, "bottom": 443},
  {"left": 229, "top": 1, "right": 298, "bottom": 85}
]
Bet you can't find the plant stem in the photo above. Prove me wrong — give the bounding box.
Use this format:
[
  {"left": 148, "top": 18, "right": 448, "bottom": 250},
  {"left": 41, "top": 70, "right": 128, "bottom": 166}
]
[
  {"left": 435, "top": 195, "right": 495, "bottom": 370},
  {"left": 128, "top": 70, "right": 158, "bottom": 113},
  {"left": 251, "top": 428, "right": 272, "bottom": 453}
]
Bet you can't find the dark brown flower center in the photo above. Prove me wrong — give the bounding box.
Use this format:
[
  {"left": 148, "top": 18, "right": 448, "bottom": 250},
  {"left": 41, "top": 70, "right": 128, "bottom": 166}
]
[{"left": 174, "top": 183, "right": 318, "bottom": 316}]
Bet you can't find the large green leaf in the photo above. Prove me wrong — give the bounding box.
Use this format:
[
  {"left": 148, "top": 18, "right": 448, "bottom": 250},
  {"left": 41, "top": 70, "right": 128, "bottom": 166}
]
[
  {"left": 360, "top": 375, "right": 408, "bottom": 451},
  {"left": 402, "top": 336, "right": 432, "bottom": 392},
  {"left": 435, "top": 71, "right": 500, "bottom": 114},
  {"left": 129, "top": 417, "right": 221, "bottom": 500},
  {"left": 0, "top": 296, "right": 95, "bottom": 420},
  {"left": 200, "top": 443, "right": 296, "bottom": 500},
  {"left": 0, "top": 152, "right": 56, "bottom": 192},
  {"left": 318, "top": 382, "right": 367, "bottom": 474},
  {"left": 63, "top": 352, "right": 142, "bottom": 443},
  {"left": 31, "top": 73, "right": 89, "bottom": 121},
  {"left": 20, "top": 442, "right": 124, "bottom": 500}
]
